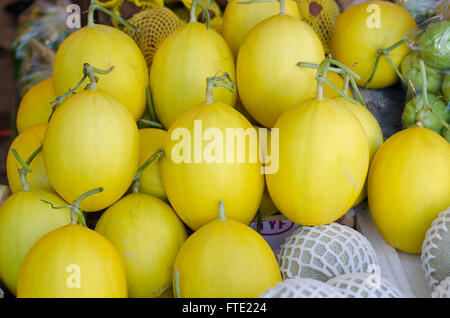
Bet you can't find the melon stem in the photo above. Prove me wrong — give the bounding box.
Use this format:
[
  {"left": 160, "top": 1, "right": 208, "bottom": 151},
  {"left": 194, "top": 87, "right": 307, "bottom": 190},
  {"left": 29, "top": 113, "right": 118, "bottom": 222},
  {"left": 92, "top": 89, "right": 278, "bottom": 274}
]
[
  {"left": 363, "top": 28, "right": 424, "bottom": 88},
  {"left": 138, "top": 119, "right": 165, "bottom": 129},
  {"left": 298, "top": 59, "right": 367, "bottom": 106},
  {"left": 10, "top": 145, "right": 43, "bottom": 192},
  {"left": 174, "top": 270, "right": 181, "bottom": 298},
  {"left": 279, "top": 0, "right": 286, "bottom": 14},
  {"left": 70, "top": 187, "right": 104, "bottom": 225},
  {"left": 132, "top": 149, "right": 164, "bottom": 193},
  {"left": 205, "top": 73, "right": 235, "bottom": 105},
  {"left": 190, "top": 0, "right": 198, "bottom": 23},
  {"left": 189, "top": 0, "right": 211, "bottom": 29},
  {"left": 49, "top": 63, "right": 114, "bottom": 119},
  {"left": 218, "top": 201, "right": 226, "bottom": 221},
  {"left": 87, "top": 0, "right": 139, "bottom": 32}
]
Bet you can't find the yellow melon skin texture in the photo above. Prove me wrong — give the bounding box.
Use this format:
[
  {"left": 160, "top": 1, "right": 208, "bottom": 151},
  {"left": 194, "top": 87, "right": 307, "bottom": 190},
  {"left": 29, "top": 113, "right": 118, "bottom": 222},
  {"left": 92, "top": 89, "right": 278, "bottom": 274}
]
[
  {"left": 138, "top": 128, "right": 167, "bottom": 200},
  {"left": 334, "top": 97, "right": 383, "bottom": 206},
  {"left": 222, "top": 0, "right": 300, "bottom": 57},
  {"left": 53, "top": 24, "right": 148, "bottom": 120},
  {"left": 95, "top": 193, "right": 187, "bottom": 298},
  {"left": 173, "top": 213, "right": 281, "bottom": 297},
  {"left": 331, "top": 1, "right": 417, "bottom": 89},
  {"left": 236, "top": 14, "right": 324, "bottom": 128},
  {"left": 150, "top": 23, "right": 236, "bottom": 129},
  {"left": 161, "top": 101, "right": 264, "bottom": 231},
  {"left": 266, "top": 98, "right": 369, "bottom": 225},
  {"left": 16, "top": 78, "right": 55, "bottom": 134},
  {"left": 17, "top": 224, "right": 128, "bottom": 298},
  {"left": 7, "top": 124, "right": 52, "bottom": 193},
  {"left": 0, "top": 189, "right": 70, "bottom": 296},
  {"left": 43, "top": 90, "right": 139, "bottom": 212},
  {"left": 368, "top": 127, "right": 450, "bottom": 254}
]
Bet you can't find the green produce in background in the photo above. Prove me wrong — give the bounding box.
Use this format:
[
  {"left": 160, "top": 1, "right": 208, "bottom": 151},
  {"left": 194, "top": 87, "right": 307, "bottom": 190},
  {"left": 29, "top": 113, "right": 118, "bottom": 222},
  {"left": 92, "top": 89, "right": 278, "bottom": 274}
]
[
  {"left": 443, "top": 127, "right": 450, "bottom": 142},
  {"left": 395, "top": 0, "right": 441, "bottom": 23},
  {"left": 443, "top": 73, "right": 450, "bottom": 100},
  {"left": 402, "top": 93, "right": 450, "bottom": 134},
  {"left": 400, "top": 51, "right": 443, "bottom": 94},
  {"left": 418, "top": 20, "right": 450, "bottom": 70}
]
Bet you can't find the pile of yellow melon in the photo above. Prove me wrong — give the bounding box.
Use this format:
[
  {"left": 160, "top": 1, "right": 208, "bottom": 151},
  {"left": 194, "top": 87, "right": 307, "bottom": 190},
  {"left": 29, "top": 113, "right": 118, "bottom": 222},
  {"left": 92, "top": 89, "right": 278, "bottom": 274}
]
[{"left": 0, "top": 0, "right": 448, "bottom": 298}]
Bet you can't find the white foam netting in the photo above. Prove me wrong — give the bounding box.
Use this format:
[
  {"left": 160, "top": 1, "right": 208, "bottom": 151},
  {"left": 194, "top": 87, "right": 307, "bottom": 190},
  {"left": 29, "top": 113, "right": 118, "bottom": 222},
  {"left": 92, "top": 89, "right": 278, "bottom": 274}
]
[
  {"left": 260, "top": 278, "right": 344, "bottom": 298},
  {"left": 326, "top": 272, "right": 406, "bottom": 298},
  {"left": 421, "top": 208, "right": 450, "bottom": 289},
  {"left": 278, "top": 223, "right": 379, "bottom": 282},
  {"left": 431, "top": 276, "right": 450, "bottom": 298}
]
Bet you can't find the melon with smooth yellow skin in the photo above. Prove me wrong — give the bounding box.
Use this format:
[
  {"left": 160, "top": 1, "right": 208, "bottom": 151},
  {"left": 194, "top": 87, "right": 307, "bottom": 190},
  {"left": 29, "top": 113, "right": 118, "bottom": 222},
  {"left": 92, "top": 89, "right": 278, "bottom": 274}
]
[
  {"left": 266, "top": 98, "right": 369, "bottom": 225},
  {"left": 43, "top": 90, "right": 139, "bottom": 212},
  {"left": 7, "top": 124, "right": 52, "bottom": 193},
  {"left": 137, "top": 128, "right": 167, "bottom": 200},
  {"left": 161, "top": 100, "right": 264, "bottom": 231},
  {"left": 222, "top": 0, "right": 300, "bottom": 56},
  {"left": 236, "top": 13, "right": 324, "bottom": 128},
  {"left": 53, "top": 24, "right": 148, "bottom": 119},
  {"left": 173, "top": 203, "right": 281, "bottom": 297},
  {"left": 150, "top": 22, "right": 236, "bottom": 128},
  {"left": 17, "top": 225, "right": 128, "bottom": 298},
  {"left": 368, "top": 127, "right": 450, "bottom": 254},
  {"left": 95, "top": 193, "right": 187, "bottom": 298},
  {"left": 334, "top": 97, "right": 383, "bottom": 206},
  {"left": 16, "top": 78, "right": 55, "bottom": 133},
  {"left": 0, "top": 189, "right": 70, "bottom": 296},
  {"left": 331, "top": 1, "right": 417, "bottom": 88}
]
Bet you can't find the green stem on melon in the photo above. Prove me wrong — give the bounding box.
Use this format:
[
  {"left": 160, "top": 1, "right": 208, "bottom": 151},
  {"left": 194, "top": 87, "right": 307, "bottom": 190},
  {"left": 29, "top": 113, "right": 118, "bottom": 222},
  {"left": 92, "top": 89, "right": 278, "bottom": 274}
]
[
  {"left": 85, "top": 63, "right": 115, "bottom": 91},
  {"left": 87, "top": 0, "right": 140, "bottom": 32},
  {"left": 70, "top": 187, "right": 104, "bottom": 225},
  {"left": 342, "top": 72, "right": 369, "bottom": 109},
  {"left": 190, "top": 0, "right": 211, "bottom": 30},
  {"left": 205, "top": 73, "right": 235, "bottom": 104},
  {"left": 42, "top": 187, "right": 104, "bottom": 226},
  {"left": 146, "top": 87, "right": 159, "bottom": 124},
  {"left": 298, "top": 60, "right": 367, "bottom": 106},
  {"left": 349, "top": 76, "right": 368, "bottom": 109},
  {"left": 48, "top": 63, "right": 114, "bottom": 120},
  {"left": 138, "top": 119, "right": 165, "bottom": 129},
  {"left": 132, "top": 148, "right": 164, "bottom": 193},
  {"left": 157, "top": 285, "right": 172, "bottom": 298},
  {"left": 190, "top": 0, "right": 198, "bottom": 23},
  {"left": 174, "top": 270, "right": 181, "bottom": 298},
  {"left": 343, "top": 73, "right": 350, "bottom": 96},
  {"left": 26, "top": 144, "right": 43, "bottom": 166},
  {"left": 279, "top": 0, "right": 286, "bottom": 14},
  {"left": 218, "top": 201, "right": 226, "bottom": 221},
  {"left": 11, "top": 147, "right": 34, "bottom": 191},
  {"left": 363, "top": 29, "right": 424, "bottom": 88}
]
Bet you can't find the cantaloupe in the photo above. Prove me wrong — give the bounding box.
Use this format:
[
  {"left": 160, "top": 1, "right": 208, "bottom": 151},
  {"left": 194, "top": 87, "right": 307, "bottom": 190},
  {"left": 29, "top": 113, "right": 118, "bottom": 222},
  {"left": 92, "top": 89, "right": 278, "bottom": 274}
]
[
  {"left": 326, "top": 272, "right": 405, "bottom": 298},
  {"left": 260, "top": 278, "right": 344, "bottom": 298},
  {"left": 421, "top": 208, "right": 450, "bottom": 289},
  {"left": 278, "top": 223, "right": 379, "bottom": 281}
]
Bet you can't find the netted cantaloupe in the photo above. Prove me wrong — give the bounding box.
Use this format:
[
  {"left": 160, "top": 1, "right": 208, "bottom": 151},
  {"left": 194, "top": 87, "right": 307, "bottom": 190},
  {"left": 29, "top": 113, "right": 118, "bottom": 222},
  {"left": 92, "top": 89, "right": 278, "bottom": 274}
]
[
  {"left": 278, "top": 223, "right": 379, "bottom": 282},
  {"left": 432, "top": 276, "right": 450, "bottom": 298},
  {"left": 326, "top": 272, "right": 405, "bottom": 298},
  {"left": 123, "top": 8, "right": 185, "bottom": 68},
  {"left": 260, "top": 278, "right": 344, "bottom": 298},
  {"left": 421, "top": 208, "right": 450, "bottom": 289}
]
